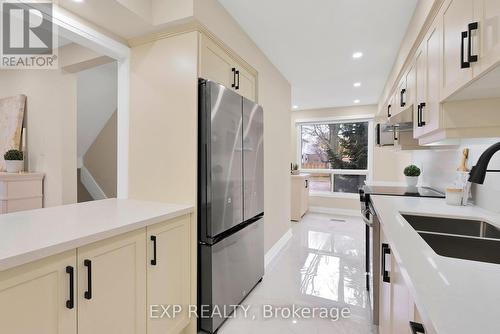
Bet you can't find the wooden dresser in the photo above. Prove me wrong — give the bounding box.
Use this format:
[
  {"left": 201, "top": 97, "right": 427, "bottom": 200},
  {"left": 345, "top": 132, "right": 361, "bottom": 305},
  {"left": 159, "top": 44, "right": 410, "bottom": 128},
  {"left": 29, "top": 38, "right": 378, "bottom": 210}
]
[
  {"left": 0, "top": 172, "right": 44, "bottom": 214},
  {"left": 291, "top": 174, "right": 310, "bottom": 221}
]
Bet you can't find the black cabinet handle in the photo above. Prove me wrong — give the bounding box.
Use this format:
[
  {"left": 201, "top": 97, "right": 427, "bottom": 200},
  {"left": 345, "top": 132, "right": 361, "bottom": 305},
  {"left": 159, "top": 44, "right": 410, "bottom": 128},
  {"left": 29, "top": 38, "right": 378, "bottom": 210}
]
[
  {"left": 84, "top": 259, "right": 92, "bottom": 300},
  {"left": 417, "top": 104, "right": 422, "bottom": 127},
  {"left": 410, "top": 321, "right": 425, "bottom": 333},
  {"left": 151, "top": 235, "right": 157, "bottom": 266},
  {"left": 419, "top": 102, "right": 426, "bottom": 126},
  {"left": 393, "top": 128, "right": 398, "bottom": 141},
  {"left": 235, "top": 70, "right": 240, "bottom": 90},
  {"left": 305, "top": 179, "right": 308, "bottom": 189},
  {"left": 387, "top": 104, "right": 392, "bottom": 118},
  {"left": 65, "top": 266, "right": 75, "bottom": 309},
  {"left": 400, "top": 89, "right": 406, "bottom": 107},
  {"left": 468, "top": 22, "right": 479, "bottom": 63},
  {"left": 461, "top": 31, "right": 471, "bottom": 69},
  {"left": 231, "top": 68, "right": 236, "bottom": 88},
  {"left": 381, "top": 243, "right": 391, "bottom": 283}
]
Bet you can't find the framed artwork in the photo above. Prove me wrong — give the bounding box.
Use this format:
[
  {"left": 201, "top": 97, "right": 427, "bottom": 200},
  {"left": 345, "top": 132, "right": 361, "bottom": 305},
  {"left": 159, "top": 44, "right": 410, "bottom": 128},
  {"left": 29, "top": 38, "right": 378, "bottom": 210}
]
[{"left": 0, "top": 95, "right": 26, "bottom": 172}]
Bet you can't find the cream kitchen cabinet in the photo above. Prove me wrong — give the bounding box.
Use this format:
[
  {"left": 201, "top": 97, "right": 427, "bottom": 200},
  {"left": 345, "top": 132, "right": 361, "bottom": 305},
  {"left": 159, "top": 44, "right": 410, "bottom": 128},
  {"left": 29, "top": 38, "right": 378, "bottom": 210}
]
[
  {"left": 199, "top": 33, "right": 257, "bottom": 102},
  {"left": 147, "top": 215, "right": 191, "bottom": 334},
  {"left": 378, "top": 231, "right": 392, "bottom": 334},
  {"left": 77, "top": 229, "right": 147, "bottom": 334},
  {"left": 475, "top": 0, "right": 500, "bottom": 74},
  {"left": 0, "top": 250, "right": 77, "bottom": 334},
  {"left": 0, "top": 200, "right": 193, "bottom": 334},
  {"left": 441, "top": 0, "right": 475, "bottom": 99},
  {"left": 200, "top": 34, "right": 235, "bottom": 91},
  {"left": 291, "top": 174, "right": 310, "bottom": 221},
  {"left": 413, "top": 17, "right": 442, "bottom": 139},
  {"left": 379, "top": 228, "right": 428, "bottom": 334}
]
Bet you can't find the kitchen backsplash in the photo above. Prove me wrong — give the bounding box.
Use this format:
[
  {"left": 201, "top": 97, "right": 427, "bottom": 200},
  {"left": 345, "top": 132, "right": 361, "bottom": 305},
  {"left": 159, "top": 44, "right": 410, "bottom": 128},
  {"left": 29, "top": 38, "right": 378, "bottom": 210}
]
[{"left": 412, "top": 138, "right": 500, "bottom": 213}]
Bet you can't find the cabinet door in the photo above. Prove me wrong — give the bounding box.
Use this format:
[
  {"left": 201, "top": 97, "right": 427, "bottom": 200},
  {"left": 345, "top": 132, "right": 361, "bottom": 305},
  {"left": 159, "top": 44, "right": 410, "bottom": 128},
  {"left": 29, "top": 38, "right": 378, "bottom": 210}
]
[
  {"left": 442, "top": 0, "right": 474, "bottom": 98},
  {"left": 390, "top": 254, "right": 412, "bottom": 334},
  {"left": 414, "top": 43, "right": 426, "bottom": 139},
  {"left": 0, "top": 250, "right": 77, "bottom": 334},
  {"left": 200, "top": 34, "right": 236, "bottom": 89},
  {"left": 300, "top": 177, "right": 309, "bottom": 216},
  {"left": 378, "top": 231, "right": 392, "bottom": 334},
  {"left": 77, "top": 229, "right": 147, "bottom": 334},
  {"left": 237, "top": 66, "right": 257, "bottom": 102},
  {"left": 423, "top": 20, "right": 443, "bottom": 135},
  {"left": 147, "top": 215, "right": 191, "bottom": 334},
  {"left": 476, "top": 0, "right": 500, "bottom": 73},
  {"left": 405, "top": 62, "right": 416, "bottom": 111}
]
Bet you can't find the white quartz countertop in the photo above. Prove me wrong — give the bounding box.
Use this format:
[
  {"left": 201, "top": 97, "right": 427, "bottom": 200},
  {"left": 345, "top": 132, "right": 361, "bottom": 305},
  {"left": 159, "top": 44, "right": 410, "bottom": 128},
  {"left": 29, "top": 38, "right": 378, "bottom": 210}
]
[
  {"left": 0, "top": 198, "right": 193, "bottom": 272},
  {"left": 371, "top": 195, "right": 500, "bottom": 334}
]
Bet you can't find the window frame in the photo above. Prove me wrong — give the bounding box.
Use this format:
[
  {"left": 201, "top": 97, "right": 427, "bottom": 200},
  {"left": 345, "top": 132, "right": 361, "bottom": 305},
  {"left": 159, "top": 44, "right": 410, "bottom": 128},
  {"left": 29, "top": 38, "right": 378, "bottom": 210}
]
[{"left": 295, "top": 115, "right": 374, "bottom": 195}]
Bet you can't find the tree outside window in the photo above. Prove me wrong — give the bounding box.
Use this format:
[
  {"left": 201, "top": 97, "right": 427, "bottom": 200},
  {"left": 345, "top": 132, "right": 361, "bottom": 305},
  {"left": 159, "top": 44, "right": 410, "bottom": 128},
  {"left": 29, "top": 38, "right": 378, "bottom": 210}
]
[{"left": 300, "top": 121, "right": 369, "bottom": 193}]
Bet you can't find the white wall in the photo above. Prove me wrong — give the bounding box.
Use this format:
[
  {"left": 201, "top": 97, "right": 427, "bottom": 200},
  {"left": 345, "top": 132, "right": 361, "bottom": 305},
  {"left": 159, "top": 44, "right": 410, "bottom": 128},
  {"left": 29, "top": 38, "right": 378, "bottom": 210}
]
[
  {"left": 77, "top": 62, "right": 118, "bottom": 162},
  {"left": 0, "top": 70, "right": 77, "bottom": 207},
  {"left": 412, "top": 138, "right": 500, "bottom": 213},
  {"left": 195, "top": 0, "right": 292, "bottom": 253}
]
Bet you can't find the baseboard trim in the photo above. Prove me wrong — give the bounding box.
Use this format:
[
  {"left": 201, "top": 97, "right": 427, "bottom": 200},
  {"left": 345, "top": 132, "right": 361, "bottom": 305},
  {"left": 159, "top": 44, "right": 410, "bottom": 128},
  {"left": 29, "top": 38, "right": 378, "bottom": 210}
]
[
  {"left": 80, "top": 165, "right": 108, "bottom": 200},
  {"left": 309, "top": 206, "right": 361, "bottom": 217},
  {"left": 265, "top": 228, "right": 292, "bottom": 269}
]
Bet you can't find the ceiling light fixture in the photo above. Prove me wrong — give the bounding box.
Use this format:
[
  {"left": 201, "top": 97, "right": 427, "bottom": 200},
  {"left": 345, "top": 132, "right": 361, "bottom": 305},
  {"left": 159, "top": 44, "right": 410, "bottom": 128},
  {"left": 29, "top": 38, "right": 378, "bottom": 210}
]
[
  {"left": 352, "top": 52, "right": 363, "bottom": 59},
  {"left": 353, "top": 82, "right": 361, "bottom": 87},
  {"left": 354, "top": 99, "right": 360, "bottom": 104},
  {"left": 292, "top": 105, "right": 299, "bottom": 110}
]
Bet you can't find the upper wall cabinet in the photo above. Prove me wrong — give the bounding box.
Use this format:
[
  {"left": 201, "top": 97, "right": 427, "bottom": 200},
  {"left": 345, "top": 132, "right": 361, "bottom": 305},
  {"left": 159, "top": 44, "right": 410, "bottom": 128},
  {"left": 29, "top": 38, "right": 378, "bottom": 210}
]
[
  {"left": 441, "top": 0, "right": 475, "bottom": 99},
  {"left": 476, "top": 0, "right": 500, "bottom": 73},
  {"left": 442, "top": 0, "right": 500, "bottom": 100},
  {"left": 199, "top": 33, "right": 257, "bottom": 102},
  {"left": 382, "top": 0, "right": 500, "bottom": 145}
]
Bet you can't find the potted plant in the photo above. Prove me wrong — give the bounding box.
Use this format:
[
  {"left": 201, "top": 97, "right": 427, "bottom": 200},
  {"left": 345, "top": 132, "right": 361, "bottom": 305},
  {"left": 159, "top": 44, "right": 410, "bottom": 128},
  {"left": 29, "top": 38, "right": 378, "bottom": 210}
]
[
  {"left": 3, "top": 149, "right": 24, "bottom": 173},
  {"left": 404, "top": 164, "right": 421, "bottom": 187},
  {"left": 291, "top": 163, "right": 300, "bottom": 175}
]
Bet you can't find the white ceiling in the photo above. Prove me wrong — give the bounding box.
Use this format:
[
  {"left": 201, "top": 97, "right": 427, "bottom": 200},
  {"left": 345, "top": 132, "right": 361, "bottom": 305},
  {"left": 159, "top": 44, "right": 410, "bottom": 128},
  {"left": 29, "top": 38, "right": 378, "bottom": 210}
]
[{"left": 218, "top": 0, "right": 418, "bottom": 110}]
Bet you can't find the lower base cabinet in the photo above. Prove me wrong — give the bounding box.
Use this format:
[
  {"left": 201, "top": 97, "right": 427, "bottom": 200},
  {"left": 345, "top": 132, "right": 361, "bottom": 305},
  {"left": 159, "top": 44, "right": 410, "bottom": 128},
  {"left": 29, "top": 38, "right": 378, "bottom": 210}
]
[
  {"left": 0, "top": 250, "right": 77, "bottom": 334},
  {"left": 0, "top": 213, "right": 192, "bottom": 334},
  {"left": 379, "top": 228, "right": 427, "bottom": 334},
  {"left": 78, "top": 229, "right": 147, "bottom": 334},
  {"left": 147, "top": 215, "right": 191, "bottom": 334}
]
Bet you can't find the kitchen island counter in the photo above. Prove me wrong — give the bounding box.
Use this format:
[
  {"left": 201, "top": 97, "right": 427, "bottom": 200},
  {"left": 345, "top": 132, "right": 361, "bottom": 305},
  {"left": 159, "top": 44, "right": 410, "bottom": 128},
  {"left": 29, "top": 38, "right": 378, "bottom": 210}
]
[{"left": 0, "top": 198, "right": 193, "bottom": 271}]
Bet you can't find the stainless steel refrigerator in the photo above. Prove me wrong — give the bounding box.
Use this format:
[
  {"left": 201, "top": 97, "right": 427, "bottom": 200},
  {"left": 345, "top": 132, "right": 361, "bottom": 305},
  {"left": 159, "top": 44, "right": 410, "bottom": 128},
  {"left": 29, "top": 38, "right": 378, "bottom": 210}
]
[{"left": 198, "top": 79, "right": 264, "bottom": 333}]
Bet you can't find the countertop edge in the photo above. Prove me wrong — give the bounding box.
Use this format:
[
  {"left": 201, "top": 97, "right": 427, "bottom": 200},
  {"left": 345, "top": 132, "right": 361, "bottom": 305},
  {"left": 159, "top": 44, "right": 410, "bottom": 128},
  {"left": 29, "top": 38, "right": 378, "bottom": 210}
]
[{"left": 0, "top": 204, "right": 194, "bottom": 272}]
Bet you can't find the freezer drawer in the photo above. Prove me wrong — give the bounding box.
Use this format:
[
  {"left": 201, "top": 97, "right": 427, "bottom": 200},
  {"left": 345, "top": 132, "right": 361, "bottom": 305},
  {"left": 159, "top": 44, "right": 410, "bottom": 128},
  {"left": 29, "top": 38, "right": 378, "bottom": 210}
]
[{"left": 199, "top": 218, "right": 264, "bottom": 333}]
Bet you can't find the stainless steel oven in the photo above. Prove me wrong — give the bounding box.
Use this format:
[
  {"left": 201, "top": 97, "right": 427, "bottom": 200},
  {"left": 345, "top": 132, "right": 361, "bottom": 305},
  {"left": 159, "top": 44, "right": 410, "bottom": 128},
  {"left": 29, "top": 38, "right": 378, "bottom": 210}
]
[{"left": 360, "top": 192, "right": 380, "bottom": 325}]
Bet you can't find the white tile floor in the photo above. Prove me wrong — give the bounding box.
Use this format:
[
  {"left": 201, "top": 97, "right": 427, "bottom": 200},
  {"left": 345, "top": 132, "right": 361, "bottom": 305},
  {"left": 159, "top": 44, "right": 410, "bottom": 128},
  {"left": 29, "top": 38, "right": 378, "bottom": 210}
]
[{"left": 218, "top": 212, "right": 376, "bottom": 334}]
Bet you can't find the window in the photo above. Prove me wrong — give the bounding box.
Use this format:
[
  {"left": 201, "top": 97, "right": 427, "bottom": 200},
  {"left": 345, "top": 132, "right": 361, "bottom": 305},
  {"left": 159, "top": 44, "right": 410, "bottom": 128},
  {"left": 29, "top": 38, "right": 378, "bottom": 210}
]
[{"left": 298, "top": 120, "right": 371, "bottom": 194}]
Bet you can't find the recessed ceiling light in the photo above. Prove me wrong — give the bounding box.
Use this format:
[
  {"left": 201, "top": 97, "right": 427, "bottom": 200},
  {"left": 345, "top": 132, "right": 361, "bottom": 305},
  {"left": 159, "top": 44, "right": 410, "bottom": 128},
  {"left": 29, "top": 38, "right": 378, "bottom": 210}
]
[
  {"left": 352, "top": 52, "right": 363, "bottom": 59},
  {"left": 353, "top": 82, "right": 361, "bottom": 87},
  {"left": 292, "top": 105, "right": 299, "bottom": 109},
  {"left": 72, "top": 0, "right": 84, "bottom": 2},
  {"left": 354, "top": 99, "right": 360, "bottom": 104}
]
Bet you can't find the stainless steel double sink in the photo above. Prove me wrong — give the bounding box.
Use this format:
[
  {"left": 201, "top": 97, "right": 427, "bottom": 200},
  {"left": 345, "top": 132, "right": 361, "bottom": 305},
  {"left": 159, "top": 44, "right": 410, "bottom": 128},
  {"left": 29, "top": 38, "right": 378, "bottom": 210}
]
[{"left": 402, "top": 214, "right": 500, "bottom": 265}]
